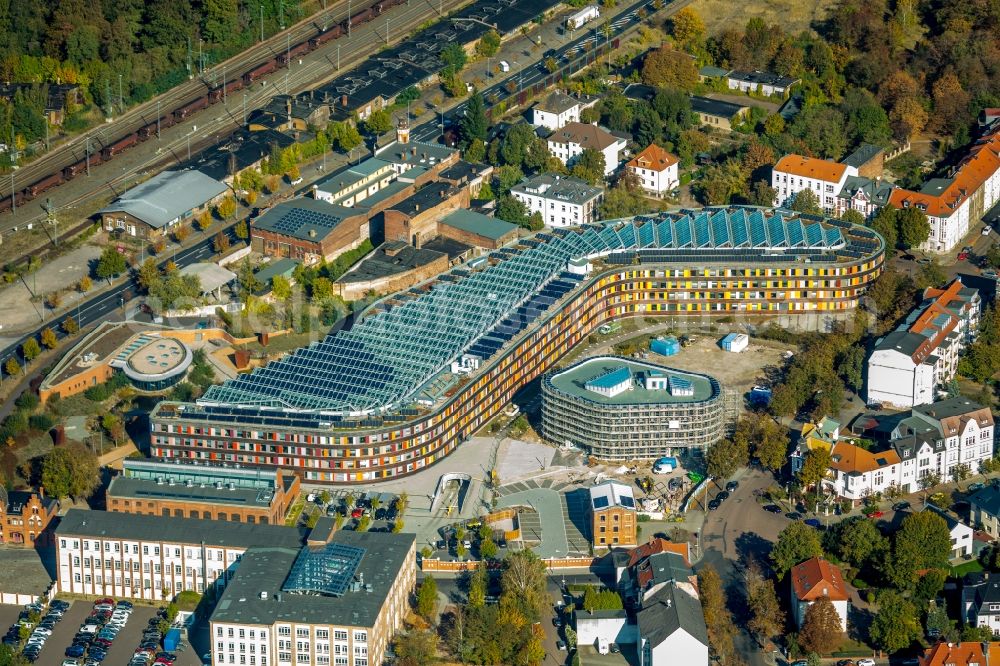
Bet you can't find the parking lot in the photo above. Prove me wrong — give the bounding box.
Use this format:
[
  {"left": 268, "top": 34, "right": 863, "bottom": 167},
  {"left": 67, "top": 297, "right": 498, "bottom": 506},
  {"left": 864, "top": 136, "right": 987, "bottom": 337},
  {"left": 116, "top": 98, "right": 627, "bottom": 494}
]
[{"left": 0, "top": 600, "right": 204, "bottom": 666}]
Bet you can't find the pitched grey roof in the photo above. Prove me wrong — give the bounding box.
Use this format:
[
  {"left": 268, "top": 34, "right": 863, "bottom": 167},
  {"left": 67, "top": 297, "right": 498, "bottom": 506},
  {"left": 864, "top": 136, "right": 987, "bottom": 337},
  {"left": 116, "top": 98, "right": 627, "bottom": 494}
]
[
  {"left": 971, "top": 486, "right": 1000, "bottom": 517},
  {"left": 837, "top": 176, "right": 895, "bottom": 206},
  {"left": 727, "top": 70, "right": 799, "bottom": 88},
  {"left": 841, "top": 143, "right": 884, "bottom": 169},
  {"left": 209, "top": 531, "right": 415, "bottom": 627},
  {"left": 689, "top": 96, "right": 748, "bottom": 120},
  {"left": 535, "top": 91, "right": 580, "bottom": 115},
  {"left": 55, "top": 508, "right": 302, "bottom": 549},
  {"left": 511, "top": 173, "right": 604, "bottom": 206},
  {"left": 97, "top": 171, "right": 227, "bottom": 229},
  {"left": 636, "top": 584, "right": 708, "bottom": 649}
]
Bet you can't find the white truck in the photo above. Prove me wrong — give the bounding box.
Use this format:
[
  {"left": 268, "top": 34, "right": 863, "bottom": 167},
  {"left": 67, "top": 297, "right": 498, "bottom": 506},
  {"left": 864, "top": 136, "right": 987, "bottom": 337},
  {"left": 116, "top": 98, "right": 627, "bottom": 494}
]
[{"left": 566, "top": 4, "right": 600, "bottom": 30}]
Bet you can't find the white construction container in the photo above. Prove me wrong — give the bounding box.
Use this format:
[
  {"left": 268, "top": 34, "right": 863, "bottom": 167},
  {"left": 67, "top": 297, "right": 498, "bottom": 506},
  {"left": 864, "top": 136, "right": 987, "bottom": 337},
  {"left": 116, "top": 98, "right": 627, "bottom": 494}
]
[{"left": 566, "top": 5, "right": 600, "bottom": 30}]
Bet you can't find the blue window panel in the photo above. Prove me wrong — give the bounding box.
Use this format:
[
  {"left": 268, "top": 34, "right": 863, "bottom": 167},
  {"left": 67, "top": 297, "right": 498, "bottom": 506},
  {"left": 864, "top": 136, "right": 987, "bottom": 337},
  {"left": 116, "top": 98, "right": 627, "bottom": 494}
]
[
  {"left": 693, "top": 212, "right": 711, "bottom": 247},
  {"left": 674, "top": 216, "right": 693, "bottom": 247},
  {"left": 637, "top": 221, "right": 655, "bottom": 247},
  {"left": 767, "top": 213, "right": 786, "bottom": 246},
  {"left": 618, "top": 224, "right": 637, "bottom": 248},
  {"left": 748, "top": 209, "right": 767, "bottom": 246},
  {"left": 655, "top": 219, "right": 673, "bottom": 247},
  {"left": 787, "top": 219, "right": 805, "bottom": 246},
  {"left": 599, "top": 225, "right": 623, "bottom": 249},
  {"left": 825, "top": 228, "right": 843, "bottom": 246},
  {"left": 730, "top": 210, "right": 749, "bottom": 247},
  {"left": 805, "top": 222, "right": 823, "bottom": 246},
  {"left": 710, "top": 210, "right": 730, "bottom": 246}
]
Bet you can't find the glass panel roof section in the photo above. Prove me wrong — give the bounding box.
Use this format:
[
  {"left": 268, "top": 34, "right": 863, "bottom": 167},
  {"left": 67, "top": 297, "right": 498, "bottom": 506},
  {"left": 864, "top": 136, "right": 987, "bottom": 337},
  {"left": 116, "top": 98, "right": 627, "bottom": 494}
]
[
  {"left": 282, "top": 542, "right": 366, "bottom": 597},
  {"left": 693, "top": 212, "right": 711, "bottom": 247},
  {"left": 199, "top": 207, "right": 863, "bottom": 416}
]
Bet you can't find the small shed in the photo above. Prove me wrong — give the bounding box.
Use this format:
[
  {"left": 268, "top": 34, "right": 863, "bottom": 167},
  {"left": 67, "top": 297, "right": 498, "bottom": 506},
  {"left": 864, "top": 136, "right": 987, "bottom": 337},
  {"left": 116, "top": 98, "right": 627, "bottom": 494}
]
[
  {"left": 720, "top": 333, "right": 748, "bottom": 353},
  {"left": 650, "top": 336, "right": 680, "bottom": 357}
]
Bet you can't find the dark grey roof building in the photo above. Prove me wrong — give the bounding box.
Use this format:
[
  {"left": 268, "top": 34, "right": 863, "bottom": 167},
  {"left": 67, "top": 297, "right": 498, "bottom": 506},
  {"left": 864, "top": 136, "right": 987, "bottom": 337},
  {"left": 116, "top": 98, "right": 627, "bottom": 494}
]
[
  {"left": 636, "top": 583, "right": 710, "bottom": 660},
  {"left": 208, "top": 530, "right": 416, "bottom": 666}
]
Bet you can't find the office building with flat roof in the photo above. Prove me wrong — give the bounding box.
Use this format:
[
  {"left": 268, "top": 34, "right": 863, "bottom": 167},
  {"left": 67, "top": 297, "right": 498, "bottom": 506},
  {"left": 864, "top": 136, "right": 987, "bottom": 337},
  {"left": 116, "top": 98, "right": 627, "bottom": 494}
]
[
  {"left": 106, "top": 459, "right": 300, "bottom": 525},
  {"left": 542, "top": 357, "right": 732, "bottom": 460},
  {"left": 55, "top": 509, "right": 303, "bottom": 601},
  {"left": 209, "top": 529, "right": 415, "bottom": 666},
  {"left": 150, "top": 207, "right": 884, "bottom": 484}
]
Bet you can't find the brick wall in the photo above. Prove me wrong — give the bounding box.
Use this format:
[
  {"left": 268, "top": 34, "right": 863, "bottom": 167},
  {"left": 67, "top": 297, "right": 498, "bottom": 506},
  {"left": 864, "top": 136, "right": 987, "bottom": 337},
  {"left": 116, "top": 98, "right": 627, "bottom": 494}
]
[
  {"left": 439, "top": 223, "right": 517, "bottom": 250},
  {"left": 336, "top": 252, "right": 449, "bottom": 301}
]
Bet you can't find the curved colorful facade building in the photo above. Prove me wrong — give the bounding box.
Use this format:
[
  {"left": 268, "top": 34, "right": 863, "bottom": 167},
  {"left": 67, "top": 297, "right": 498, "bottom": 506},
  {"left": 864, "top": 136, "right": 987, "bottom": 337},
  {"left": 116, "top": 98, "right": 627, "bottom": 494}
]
[{"left": 150, "top": 206, "right": 885, "bottom": 484}]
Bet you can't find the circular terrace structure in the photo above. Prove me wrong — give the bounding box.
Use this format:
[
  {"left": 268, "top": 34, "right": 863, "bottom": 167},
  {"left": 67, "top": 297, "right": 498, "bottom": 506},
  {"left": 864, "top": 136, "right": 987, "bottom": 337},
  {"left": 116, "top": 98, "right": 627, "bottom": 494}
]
[
  {"left": 542, "top": 356, "right": 729, "bottom": 460},
  {"left": 116, "top": 336, "right": 193, "bottom": 391},
  {"left": 150, "top": 206, "right": 885, "bottom": 484}
]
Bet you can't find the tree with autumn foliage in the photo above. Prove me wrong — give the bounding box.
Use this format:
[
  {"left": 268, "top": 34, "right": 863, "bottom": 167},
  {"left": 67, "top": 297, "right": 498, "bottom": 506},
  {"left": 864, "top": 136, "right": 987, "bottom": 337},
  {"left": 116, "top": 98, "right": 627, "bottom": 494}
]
[
  {"left": 669, "top": 8, "right": 705, "bottom": 51},
  {"left": 799, "top": 597, "right": 843, "bottom": 654},
  {"left": 641, "top": 47, "right": 698, "bottom": 90}
]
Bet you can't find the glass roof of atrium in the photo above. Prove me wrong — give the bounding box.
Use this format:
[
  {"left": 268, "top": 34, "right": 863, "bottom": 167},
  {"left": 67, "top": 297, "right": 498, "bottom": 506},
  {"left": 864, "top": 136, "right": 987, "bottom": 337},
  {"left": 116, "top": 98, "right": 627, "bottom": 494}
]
[
  {"left": 199, "top": 207, "right": 873, "bottom": 416},
  {"left": 282, "top": 542, "right": 366, "bottom": 597}
]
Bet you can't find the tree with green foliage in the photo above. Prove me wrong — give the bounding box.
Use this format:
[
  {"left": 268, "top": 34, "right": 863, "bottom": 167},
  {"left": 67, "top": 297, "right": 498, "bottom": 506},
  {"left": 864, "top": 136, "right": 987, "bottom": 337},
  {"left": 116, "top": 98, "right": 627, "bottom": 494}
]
[
  {"left": 897, "top": 206, "right": 931, "bottom": 249},
  {"left": 361, "top": 109, "right": 392, "bottom": 136},
  {"left": 706, "top": 437, "right": 749, "bottom": 481},
  {"left": 460, "top": 92, "right": 488, "bottom": 148},
  {"left": 886, "top": 510, "right": 951, "bottom": 589},
  {"left": 840, "top": 209, "right": 865, "bottom": 225},
  {"left": 827, "top": 516, "right": 887, "bottom": 569},
  {"left": 871, "top": 204, "right": 898, "bottom": 249},
  {"left": 798, "top": 447, "right": 832, "bottom": 492},
  {"left": 869, "top": 590, "right": 920, "bottom": 653},
  {"left": 496, "top": 195, "right": 530, "bottom": 228},
  {"left": 582, "top": 587, "right": 624, "bottom": 612},
  {"left": 96, "top": 246, "right": 127, "bottom": 280},
  {"left": 745, "top": 561, "right": 785, "bottom": 641},
  {"left": 641, "top": 46, "right": 698, "bottom": 90},
  {"left": 41, "top": 442, "right": 99, "bottom": 499},
  {"left": 394, "top": 628, "right": 438, "bottom": 666},
  {"left": 440, "top": 43, "right": 468, "bottom": 72},
  {"left": 771, "top": 522, "right": 824, "bottom": 580},
  {"left": 571, "top": 147, "right": 606, "bottom": 185},
  {"left": 271, "top": 275, "right": 292, "bottom": 301},
  {"left": 500, "top": 549, "right": 547, "bottom": 621},
  {"left": 4, "top": 357, "right": 20, "bottom": 378},
  {"left": 234, "top": 220, "right": 249, "bottom": 241},
  {"left": 790, "top": 189, "right": 823, "bottom": 215},
  {"left": 476, "top": 29, "right": 501, "bottom": 57},
  {"left": 329, "top": 120, "right": 363, "bottom": 152},
  {"left": 416, "top": 575, "right": 437, "bottom": 620}
]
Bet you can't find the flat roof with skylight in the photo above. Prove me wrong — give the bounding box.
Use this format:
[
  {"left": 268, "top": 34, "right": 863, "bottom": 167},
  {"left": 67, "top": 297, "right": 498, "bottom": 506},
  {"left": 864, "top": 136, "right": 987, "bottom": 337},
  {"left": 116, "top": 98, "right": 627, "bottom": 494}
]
[{"left": 551, "top": 358, "right": 715, "bottom": 405}]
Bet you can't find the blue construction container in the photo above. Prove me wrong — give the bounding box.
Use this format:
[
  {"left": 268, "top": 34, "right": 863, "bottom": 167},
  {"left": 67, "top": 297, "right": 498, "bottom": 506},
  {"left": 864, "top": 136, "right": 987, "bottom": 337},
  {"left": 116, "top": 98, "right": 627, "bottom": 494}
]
[
  {"left": 164, "top": 628, "right": 181, "bottom": 652},
  {"left": 650, "top": 336, "right": 680, "bottom": 356}
]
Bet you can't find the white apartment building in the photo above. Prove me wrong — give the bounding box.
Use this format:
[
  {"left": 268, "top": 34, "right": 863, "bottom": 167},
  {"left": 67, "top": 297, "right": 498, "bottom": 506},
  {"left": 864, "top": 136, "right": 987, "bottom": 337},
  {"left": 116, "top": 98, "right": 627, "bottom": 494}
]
[
  {"left": 55, "top": 509, "right": 302, "bottom": 601},
  {"left": 867, "top": 279, "right": 980, "bottom": 409},
  {"left": 312, "top": 159, "right": 395, "bottom": 207},
  {"left": 531, "top": 91, "right": 598, "bottom": 131},
  {"left": 546, "top": 122, "right": 627, "bottom": 176},
  {"left": 625, "top": 144, "right": 679, "bottom": 196},
  {"left": 209, "top": 528, "right": 415, "bottom": 666},
  {"left": 888, "top": 123, "right": 1000, "bottom": 254},
  {"left": 771, "top": 154, "right": 858, "bottom": 214},
  {"left": 510, "top": 173, "right": 604, "bottom": 228},
  {"left": 827, "top": 396, "right": 994, "bottom": 500}
]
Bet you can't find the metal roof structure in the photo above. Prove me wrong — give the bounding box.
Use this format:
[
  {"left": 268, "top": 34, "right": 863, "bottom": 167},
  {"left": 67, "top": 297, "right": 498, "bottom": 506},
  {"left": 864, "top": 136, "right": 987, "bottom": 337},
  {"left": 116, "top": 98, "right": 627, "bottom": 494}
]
[
  {"left": 96, "top": 170, "right": 227, "bottom": 229},
  {"left": 198, "top": 207, "right": 875, "bottom": 416},
  {"left": 282, "top": 542, "right": 367, "bottom": 597}
]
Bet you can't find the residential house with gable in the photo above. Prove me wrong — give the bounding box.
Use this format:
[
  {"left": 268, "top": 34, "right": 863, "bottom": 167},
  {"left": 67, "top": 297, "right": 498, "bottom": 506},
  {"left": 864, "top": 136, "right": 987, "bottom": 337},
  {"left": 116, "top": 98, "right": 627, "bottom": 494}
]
[
  {"left": 921, "top": 504, "right": 974, "bottom": 558},
  {"left": 969, "top": 484, "right": 1000, "bottom": 538},
  {"left": 918, "top": 640, "right": 1000, "bottom": 665},
  {"left": 626, "top": 144, "right": 680, "bottom": 196},
  {"left": 789, "top": 557, "right": 850, "bottom": 631},
  {"left": 867, "top": 279, "right": 980, "bottom": 408},
  {"left": 531, "top": 91, "right": 599, "bottom": 131},
  {"left": 584, "top": 539, "right": 708, "bottom": 665},
  {"left": 961, "top": 573, "right": 1000, "bottom": 635},
  {"left": 546, "top": 122, "right": 628, "bottom": 176}
]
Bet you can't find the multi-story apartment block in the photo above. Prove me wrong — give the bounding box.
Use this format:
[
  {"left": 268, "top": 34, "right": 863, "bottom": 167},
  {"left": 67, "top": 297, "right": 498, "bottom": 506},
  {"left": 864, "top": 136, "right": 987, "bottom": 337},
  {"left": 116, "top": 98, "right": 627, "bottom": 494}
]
[
  {"left": 834, "top": 176, "right": 896, "bottom": 221},
  {"left": 888, "top": 122, "right": 1000, "bottom": 254},
  {"left": 546, "top": 122, "right": 627, "bottom": 176},
  {"left": 55, "top": 509, "right": 302, "bottom": 601},
  {"left": 867, "top": 279, "right": 980, "bottom": 408},
  {"left": 772, "top": 154, "right": 858, "bottom": 213},
  {"left": 510, "top": 173, "right": 604, "bottom": 228},
  {"left": 625, "top": 144, "right": 679, "bottom": 196},
  {"left": 106, "top": 459, "right": 300, "bottom": 525},
  {"left": 0, "top": 488, "right": 58, "bottom": 546},
  {"left": 208, "top": 526, "right": 415, "bottom": 666},
  {"left": 827, "top": 396, "right": 994, "bottom": 499},
  {"left": 149, "top": 207, "right": 884, "bottom": 486}
]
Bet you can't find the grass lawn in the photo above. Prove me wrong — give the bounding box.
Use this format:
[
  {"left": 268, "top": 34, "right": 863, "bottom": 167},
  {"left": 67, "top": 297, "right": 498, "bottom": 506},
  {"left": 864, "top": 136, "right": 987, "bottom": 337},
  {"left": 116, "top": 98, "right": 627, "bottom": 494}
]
[{"left": 951, "top": 560, "right": 984, "bottom": 577}]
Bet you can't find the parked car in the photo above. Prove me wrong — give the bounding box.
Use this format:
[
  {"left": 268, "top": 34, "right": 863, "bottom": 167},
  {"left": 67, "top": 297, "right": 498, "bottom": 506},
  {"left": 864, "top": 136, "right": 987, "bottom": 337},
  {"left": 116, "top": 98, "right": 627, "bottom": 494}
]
[
  {"left": 707, "top": 499, "right": 721, "bottom": 511},
  {"left": 857, "top": 659, "right": 876, "bottom": 666},
  {"left": 804, "top": 518, "right": 823, "bottom": 529},
  {"left": 715, "top": 491, "right": 730, "bottom": 502},
  {"left": 968, "top": 482, "right": 986, "bottom": 492},
  {"left": 893, "top": 501, "right": 911, "bottom": 511},
  {"left": 763, "top": 504, "right": 782, "bottom": 513},
  {"left": 866, "top": 510, "right": 884, "bottom": 519},
  {"left": 725, "top": 480, "right": 739, "bottom": 492}
]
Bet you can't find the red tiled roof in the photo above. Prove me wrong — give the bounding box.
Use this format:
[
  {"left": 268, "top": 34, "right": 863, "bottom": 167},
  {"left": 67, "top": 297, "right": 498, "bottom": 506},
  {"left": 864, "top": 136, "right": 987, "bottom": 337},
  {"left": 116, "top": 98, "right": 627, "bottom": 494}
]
[
  {"left": 627, "top": 144, "right": 678, "bottom": 172},
  {"left": 626, "top": 537, "right": 691, "bottom": 568},
  {"left": 790, "top": 557, "right": 849, "bottom": 602},
  {"left": 774, "top": 154, "right": 848, "bottom": 183},
  {"left": 905, "top": 279, "right": 966, "bottom": 365},
  {"left": 889, "top": 124, "right": 1000, "bottom": 218},
  {"left": 919, "top": 641, "right": 1000, "bottom": 666}
]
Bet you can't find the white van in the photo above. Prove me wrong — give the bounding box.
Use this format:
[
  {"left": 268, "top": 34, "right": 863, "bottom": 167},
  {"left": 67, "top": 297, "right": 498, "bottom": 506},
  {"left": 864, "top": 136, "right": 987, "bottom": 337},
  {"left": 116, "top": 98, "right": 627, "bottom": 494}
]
[{"left": 499, "top": 60, "right": 510, "bottom": 73}]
